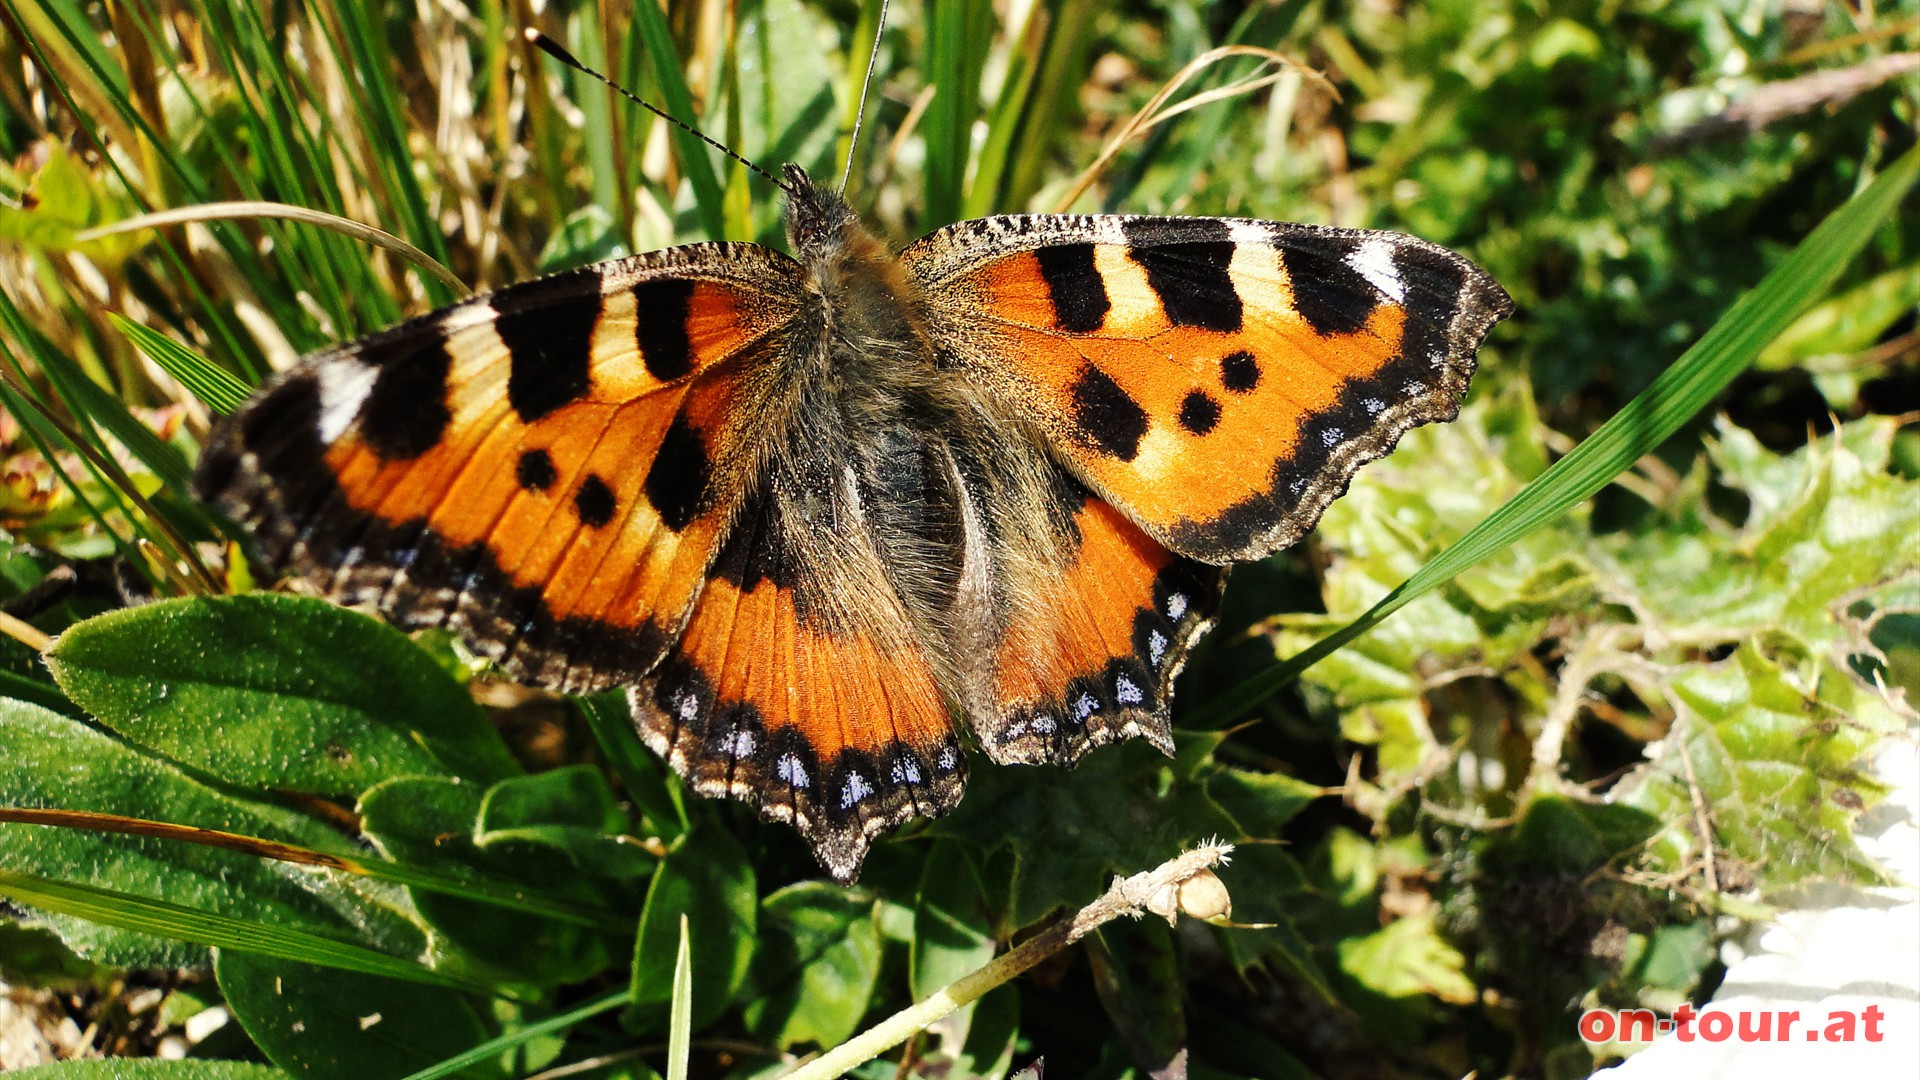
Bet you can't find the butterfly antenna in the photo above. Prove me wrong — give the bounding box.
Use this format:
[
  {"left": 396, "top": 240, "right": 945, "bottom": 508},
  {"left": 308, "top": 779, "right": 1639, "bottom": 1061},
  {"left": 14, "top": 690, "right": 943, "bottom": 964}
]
[
  {"left": 840, "top": 0, "right": 891, "bottom": 191},
  {"left": 522, "top": 29, "right": 789, "bottom": 193}
]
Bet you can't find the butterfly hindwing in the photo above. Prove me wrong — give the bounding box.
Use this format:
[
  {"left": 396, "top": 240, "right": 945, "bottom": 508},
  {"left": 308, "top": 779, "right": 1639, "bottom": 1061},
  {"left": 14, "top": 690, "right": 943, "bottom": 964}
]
[
  {"left": 194, "top": 243, "right": 804, "bottom": 694},
  {"left": 633, "top": 454, "right": 968, "bottom": 883},
  {"left": 978, "top": 469, "right": 1224, "bottom": 767},
  {"left": 901, "top": 215, "right": 1514, "bottom": 563}
]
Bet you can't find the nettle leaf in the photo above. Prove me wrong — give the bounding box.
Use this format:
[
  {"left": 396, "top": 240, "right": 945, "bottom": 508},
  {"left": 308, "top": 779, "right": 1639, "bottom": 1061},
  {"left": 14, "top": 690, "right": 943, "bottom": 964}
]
[
  {"left": 937, "top": 739, "right": 1239, "bottom": 925},
  {"left": 45, "top": 595, "right": 520, "bottom": 796},
  {"left": 0, "top": 699, "right": 423, "bottom": 968},
  {"left": 1272, "top": 388, "right": 1594, "bottom": 784},
  {"left": 739, "top": 882, "right": 883, "bottom": 1049},
  {"left": 1613, "top": 643, "right": 1897, "bottom": 892},
  {"left": 626, "top": 821, "right": 757, "bottom": 1033},
  {"left": 215, "top": 952, "right": 517, "bottom": 1080},
  {"left": 358, "top": 775, "right": 627, "bottom": 987},
  {"left": 1615, "top": 419, "right": 1920, "bottom": 654}
]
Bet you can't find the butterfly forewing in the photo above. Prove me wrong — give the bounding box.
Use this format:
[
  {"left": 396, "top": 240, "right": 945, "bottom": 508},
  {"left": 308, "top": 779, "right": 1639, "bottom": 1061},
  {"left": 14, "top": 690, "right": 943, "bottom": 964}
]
[
  {"left": 900, "top": 215, "right": 1514, "bottom": 564},
  {"left": 195, "top": 244, "right": 805, "bottom": 695}
]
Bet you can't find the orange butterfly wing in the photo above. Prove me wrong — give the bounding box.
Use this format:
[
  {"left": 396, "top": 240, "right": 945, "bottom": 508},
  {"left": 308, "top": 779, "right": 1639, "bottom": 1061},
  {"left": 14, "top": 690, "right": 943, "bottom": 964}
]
[
  {"left": 901, "top": 215, "right": 1513, "bottom": 563},
  {"left": 633, "top": 479, "right": 967, "bottom": 883},
  {"left": 977, "top": 470, "right": 1223, "bottom": 768},
  {"left": 195, "top": 244, "right": 802, "bottom": 694}
]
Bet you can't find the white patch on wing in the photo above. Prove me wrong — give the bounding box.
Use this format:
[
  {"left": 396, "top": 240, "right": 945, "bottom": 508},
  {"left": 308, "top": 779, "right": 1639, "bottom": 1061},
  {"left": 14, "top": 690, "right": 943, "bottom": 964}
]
[
  {"left": 1348, "top": 239, "right": 1407, "bottom": 303},
  {"left": 1115, "top": 674, "right": 1144, "bottom": 705},
  {"left": 840, "top": 771, "right": 873, "bottom": 808},
  {"left": 1149, "top": 630, "right": 1169, "bottom": 664},
  {"left": 314, "top": 362, "right": 379, "bottom": 445},
  {"left": 1166, "top": 592, "right": 1189, "bottom": 621},
  {"left": 777, "top": 753, "right": 810, "bottom": 788},
  {"left": 721, "top": 728, "right": 755, "bottom": 759}
]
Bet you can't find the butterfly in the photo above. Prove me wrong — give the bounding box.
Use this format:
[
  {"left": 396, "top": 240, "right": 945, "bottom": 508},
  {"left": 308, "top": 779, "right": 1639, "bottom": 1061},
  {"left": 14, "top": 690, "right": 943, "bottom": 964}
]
[{"left": 193, "top": 163, "right": 1512, "bottom": 882}]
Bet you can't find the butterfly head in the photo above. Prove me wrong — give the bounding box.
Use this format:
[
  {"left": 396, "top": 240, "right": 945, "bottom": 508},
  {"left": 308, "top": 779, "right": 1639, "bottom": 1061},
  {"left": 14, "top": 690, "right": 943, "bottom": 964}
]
[{"left": 781, "top": 164, "right": 862, "bottom": 262}]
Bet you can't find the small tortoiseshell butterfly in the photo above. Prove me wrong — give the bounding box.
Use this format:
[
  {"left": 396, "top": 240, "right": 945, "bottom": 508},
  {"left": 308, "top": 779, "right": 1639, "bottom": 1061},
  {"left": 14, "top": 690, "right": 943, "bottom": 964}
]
[{"left": 194, "top": 163, "right": 1512, "bottom": 882}]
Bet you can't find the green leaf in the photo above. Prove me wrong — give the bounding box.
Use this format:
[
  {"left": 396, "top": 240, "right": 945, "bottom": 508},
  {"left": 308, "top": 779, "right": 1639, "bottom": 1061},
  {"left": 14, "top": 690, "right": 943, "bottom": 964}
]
[
  {"left": 0, "top": 698, "right": 421, "bottom": 968},
  {"left": 358, "top": 776, "right": 622, "bottom": 987},
  {"left": 1614, "top": 643, "right": 1898, "bottom": 892},
  {"left": 1337, "top": 911, "right": 1476, "bottom": 1006},
  {"left": 938, "top": 740, "right": 1238, "bottom": 925},
  {"left": 626, "top": 822, "right": 756, "bottom": 1033},
  {"left": 45, "top": 594, "right": 520, "bottom": 795},
  {"left": 2, "top": 1063, "right": 289, "bottom": 1080},
  {"left": 0, "top": 869, "right": 480, "bottom": 994},
  {"left": 215, "top": 952, "right": 510, "bottom": 1080},
  {"left": 740, "top": 883, "right": 883, "bottom": 1050},
  {"left": 1086, "top": 919, "right": 1185, "bottom": 1075},
  {"left": 911, "top": 841, "right": 995, "bottom": 1001}
]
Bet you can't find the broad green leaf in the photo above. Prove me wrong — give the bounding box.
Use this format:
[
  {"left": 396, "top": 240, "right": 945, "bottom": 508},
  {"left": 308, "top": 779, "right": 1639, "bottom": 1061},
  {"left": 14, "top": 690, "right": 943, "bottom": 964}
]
[
  {"left": 0, "top": 698, "right": 421, "bottom": 968},
  {"left": 911, "top": 841, "right": 995, "bottom": 1001},
  {"left": 740, "top": 882, "right": 882, "bottom": 1049},
  {"left": 475, "top": 765, "right": 650, "bottom": 886},
  {"left": 45, "top": 594, "right": 520, "bottom": 795},
  {"left": 358, "top": 776, "right": 624, "bottom": 987},
  {"left": 626, "top": 823, "right": 756, "bottom": 1033},
  {"left": 2, "top": 1063, "right": 288, "bottom": 1080},
  {"left": 215, "top": 952, "right": 507, "bottom": 1080}
]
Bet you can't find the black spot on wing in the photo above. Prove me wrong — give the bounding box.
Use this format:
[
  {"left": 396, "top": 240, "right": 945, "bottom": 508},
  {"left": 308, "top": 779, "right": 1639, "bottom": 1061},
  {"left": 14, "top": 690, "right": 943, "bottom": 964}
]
[
  {"left": 196, "top": 369, "right": 673, "bottom": 694},
  {"left": 1221, "top": 350, "right": 1260, "bottom": 393},
  {"left": 633, "top": 278, "right": 697, "bottom": 381},
  {"left": 516, "top": 449, "right": 556, "bottom": 492},
  {"left": 574, "top": 474, "right": 616, "bottom": 527},
  {"left": 357, "top": 336, "right": 453, "bottom": 461},
  {"left": 1035, "top": 244, "right": 1110, "bottom": 333},
  {"left": 642, "top": 409, "right": 711, "bottom": 532},
  {"left": 1123, "top": 218, "right": 1241, "bottom": 332},
  {"left": 1069, "top": 365, "right": 1148, "bottom": 461},
  {"left": 499, "top": 273, "right": 600, "bottom": 423},
  {"left": 1275, "top": 232, "right": 1378, "bottom": 337},
  {"left": 1178, "top": 391, "right": 1221, "bottom": 435}
]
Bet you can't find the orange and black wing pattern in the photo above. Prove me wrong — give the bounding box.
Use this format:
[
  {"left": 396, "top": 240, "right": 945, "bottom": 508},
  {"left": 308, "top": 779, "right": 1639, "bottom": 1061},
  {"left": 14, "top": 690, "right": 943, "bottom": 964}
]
[
  {"left": 977, "top": 468, "right": 1223, "bottom": 768},
  {"left": 901, "top": 215, "right": 1513, "bottom": 563},
  {"left": 193, "top": 243, "right": 802, "bottom": 695},
  {"left": 631, "top": 468, "right": 968, "bottom": 883}
]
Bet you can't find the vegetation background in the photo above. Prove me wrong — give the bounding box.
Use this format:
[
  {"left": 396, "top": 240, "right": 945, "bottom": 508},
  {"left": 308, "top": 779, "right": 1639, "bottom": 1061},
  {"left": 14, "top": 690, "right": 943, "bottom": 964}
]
[{"left": 0, "top": 1, "right": 1916, "bottom": 1078}]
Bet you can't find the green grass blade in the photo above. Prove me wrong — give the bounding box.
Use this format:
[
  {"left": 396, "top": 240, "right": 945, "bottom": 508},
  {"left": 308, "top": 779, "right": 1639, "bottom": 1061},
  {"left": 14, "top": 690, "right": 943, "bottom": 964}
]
[
  {"left": 667, "top": 914, "right": 693, "bottom": 1080},
  {"left": 628, "top": 0, "right": 729, "bottom": 241},
  {"left": 922, "top": 0, "right": 993, "bottom": 227},
  {"left": 1196, "top": 141, "right": 1920, "bottom": 727},
  {"left": 327, "top": 1, "right": 458, "bottom": 307},
  {"left": 396, "top": 988, "right": 627, "bottom": 1080},
  {"left": 112, "top": 315, "right": 252, "bottom": 416},
  {"left": 0, "top": 868, "right": 506, "bottom": 997}
]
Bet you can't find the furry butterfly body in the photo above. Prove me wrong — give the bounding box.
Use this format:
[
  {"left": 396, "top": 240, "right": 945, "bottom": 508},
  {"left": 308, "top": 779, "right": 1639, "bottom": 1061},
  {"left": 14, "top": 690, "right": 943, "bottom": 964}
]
[{"left": 195, "top": 164, "right": 1511, "bottom": 881}]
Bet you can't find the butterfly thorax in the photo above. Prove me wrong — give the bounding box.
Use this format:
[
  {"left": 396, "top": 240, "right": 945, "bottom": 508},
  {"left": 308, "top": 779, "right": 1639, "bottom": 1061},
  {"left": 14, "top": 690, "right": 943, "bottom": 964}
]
[{"left": 758, "top": 166, "right": 976, "bottom": 655}]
